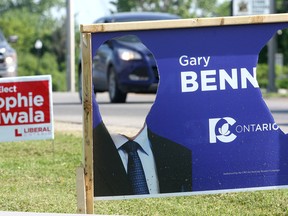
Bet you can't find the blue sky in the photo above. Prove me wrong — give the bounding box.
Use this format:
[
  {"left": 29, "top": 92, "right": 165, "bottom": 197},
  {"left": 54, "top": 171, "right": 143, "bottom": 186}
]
[{"left": 74, "top": 0, "right": 114, "bottom": 24}]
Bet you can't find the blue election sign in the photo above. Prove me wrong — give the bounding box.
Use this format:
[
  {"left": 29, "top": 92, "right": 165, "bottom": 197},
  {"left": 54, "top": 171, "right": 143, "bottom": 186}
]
[{"left": 91, "top": 21, "right": 288, "bottom": 196}]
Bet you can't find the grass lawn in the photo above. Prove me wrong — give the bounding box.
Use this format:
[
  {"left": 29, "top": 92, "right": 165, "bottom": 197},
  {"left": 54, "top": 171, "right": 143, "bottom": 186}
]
[{"left": 1, "top": 132, "right": 288, "bottom": 215}]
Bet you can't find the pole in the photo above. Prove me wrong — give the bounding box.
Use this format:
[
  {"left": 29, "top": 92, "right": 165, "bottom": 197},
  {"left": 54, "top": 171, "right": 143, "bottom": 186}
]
[
  {"left": 66, "top": 0, "right": 75, "bottom": 92},
  {"left": 267, "top": 0, "right": 276, "bottom": 92}
]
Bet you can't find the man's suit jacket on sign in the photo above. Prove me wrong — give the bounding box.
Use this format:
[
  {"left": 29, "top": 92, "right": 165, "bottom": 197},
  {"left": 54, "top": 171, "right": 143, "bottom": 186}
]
[{"left": 93, "top": 122, "right": 192, "bottom": 197}]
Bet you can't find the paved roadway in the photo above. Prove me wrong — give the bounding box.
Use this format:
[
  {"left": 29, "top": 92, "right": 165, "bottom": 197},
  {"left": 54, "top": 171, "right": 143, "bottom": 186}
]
[
  {"left": 264, "top": 97, "right": 288, "bottom": 133},
  {"left": 53, "top": 92, "right": 288, "bottom": 133},
  {"left": 53, "top": 92, "right": 155, "bottom": 131}
]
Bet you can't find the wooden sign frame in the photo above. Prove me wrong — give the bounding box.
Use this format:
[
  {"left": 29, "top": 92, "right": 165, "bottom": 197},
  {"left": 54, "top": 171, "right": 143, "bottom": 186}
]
[{"left": 79, "top": 13, "right": 288, "bottom": 214}]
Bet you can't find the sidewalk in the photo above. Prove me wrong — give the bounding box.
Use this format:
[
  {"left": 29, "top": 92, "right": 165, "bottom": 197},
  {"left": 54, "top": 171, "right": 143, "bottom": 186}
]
[{"left": 54, "top": 121, "right": 140, "bottom": 137}]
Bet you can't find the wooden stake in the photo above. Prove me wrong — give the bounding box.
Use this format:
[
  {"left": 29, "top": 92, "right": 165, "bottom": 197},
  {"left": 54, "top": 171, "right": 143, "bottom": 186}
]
[
  {"left": 81, "top": 32, "right": 94, "bottom": 214},
  {"left": 76, "top": 166, "right": 86, "bottom": 214}
]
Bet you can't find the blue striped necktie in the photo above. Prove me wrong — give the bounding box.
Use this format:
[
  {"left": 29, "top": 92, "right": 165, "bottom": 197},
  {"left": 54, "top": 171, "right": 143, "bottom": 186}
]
[{"left": 122, "top": 140, "right": 149, "bottom": 195}]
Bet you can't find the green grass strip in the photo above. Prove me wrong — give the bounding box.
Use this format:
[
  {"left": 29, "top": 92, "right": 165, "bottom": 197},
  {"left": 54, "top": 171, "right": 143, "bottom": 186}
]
[{"left": 1, "top": 132, "right": 288, "bottom": 215}]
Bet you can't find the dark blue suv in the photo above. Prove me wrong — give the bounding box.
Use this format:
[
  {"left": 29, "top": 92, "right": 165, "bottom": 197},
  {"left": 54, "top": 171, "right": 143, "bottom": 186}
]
[{"left": 78, "top": 12, "right": 179, "bottom": 103}]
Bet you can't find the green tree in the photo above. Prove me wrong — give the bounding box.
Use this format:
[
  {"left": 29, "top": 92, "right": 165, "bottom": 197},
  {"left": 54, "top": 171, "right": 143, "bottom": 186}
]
[
  {"left": 0, "top": 0, "right": 64, "bottom": 14},
  {"left": 0, "top": 0, "right": 67, "bottom": 91},
  {"left": 214, "top": 0, "right": 232, "bottom": 16},
  {"left": 110, "top": 0, "right": 223, "bottom": 18},
  {"left": 256, "top": 0, "right": 288, "bottom": 67},
  {"left": 276, "top": 0, "right": 288, "bottom": 66}
]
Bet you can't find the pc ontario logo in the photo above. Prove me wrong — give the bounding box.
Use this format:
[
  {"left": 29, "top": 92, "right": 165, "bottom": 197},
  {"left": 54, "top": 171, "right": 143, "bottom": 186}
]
[
  {"left": 209, "top": 117, "right": 237, "bottom": 143},
  {"left": 209, "top": 117, "right": 280, "bottom": 143}
]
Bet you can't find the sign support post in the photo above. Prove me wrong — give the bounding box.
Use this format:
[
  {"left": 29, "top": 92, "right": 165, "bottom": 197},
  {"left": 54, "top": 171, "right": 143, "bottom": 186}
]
[{"left": 81, "top": 32, "right": 94, "bottom": 214}]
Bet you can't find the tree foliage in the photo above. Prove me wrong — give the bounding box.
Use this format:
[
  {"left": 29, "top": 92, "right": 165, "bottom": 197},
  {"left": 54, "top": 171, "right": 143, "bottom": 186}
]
[
  {"left": 110, "top": 0, "right": 224, "bottom": 18},
  {"left": 0, "top": 0, "right": 64, "bottom": 14},
  {"left": 0, "top": 0, "right": 67, "bottom": 91}
]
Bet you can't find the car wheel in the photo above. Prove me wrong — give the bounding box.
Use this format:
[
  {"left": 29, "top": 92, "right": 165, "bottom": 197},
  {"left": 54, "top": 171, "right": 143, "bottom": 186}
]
[{"left": 108, "top": 67, "right": 127, "bottom": 103}]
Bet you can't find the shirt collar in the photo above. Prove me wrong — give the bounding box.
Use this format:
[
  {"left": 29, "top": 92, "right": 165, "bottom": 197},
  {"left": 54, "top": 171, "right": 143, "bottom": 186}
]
[
  {"left": 134, "top": 125, "right": 150, "bottom": 155},
  {"left": 111, "top": 125, "right": 150, "bottom": 156},
  {"left": 111, "top": 133, "right": 128, "bottom": 150}
]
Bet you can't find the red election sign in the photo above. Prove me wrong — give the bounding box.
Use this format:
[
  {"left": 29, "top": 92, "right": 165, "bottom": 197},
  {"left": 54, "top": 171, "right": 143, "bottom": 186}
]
[{"left": 0, "top": 75, "right": 54, "bottom": 142}]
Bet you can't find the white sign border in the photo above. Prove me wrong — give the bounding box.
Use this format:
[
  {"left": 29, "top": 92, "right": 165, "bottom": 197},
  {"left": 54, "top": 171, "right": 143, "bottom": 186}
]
[{"left": 0, "top": 75, "right": 54, "bottom": 142}]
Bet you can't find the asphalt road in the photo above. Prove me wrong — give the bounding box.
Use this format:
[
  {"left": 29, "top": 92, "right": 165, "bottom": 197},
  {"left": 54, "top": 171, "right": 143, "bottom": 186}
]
[
  {"left": 53, "top": 92, "right": 155, "bottom": 131},
  {"left": 53, "top": 92, "right": 288, "bottom": 133}
]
